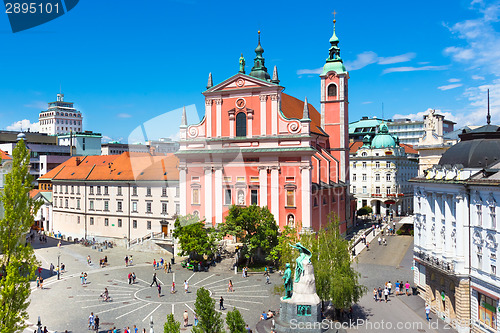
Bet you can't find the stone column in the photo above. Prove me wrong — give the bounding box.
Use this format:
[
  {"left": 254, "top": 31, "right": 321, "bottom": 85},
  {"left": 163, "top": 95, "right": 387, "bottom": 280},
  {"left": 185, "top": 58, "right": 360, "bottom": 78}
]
[
  {"left": 215, "top": 98, "right": 222, "bottom": 137},
  {"left": 301, "top": 165, "right": 312, "bottom": 231},
  {"left": 204, "top": 166, "right": 213, "bottom": 225},
  {"left": 271, "top": 94, "right": 278, "bottom": 136},
  {"left": 214, "top": 166, "right": 223, "bottom": 225},
  {"left": 205, "top": 99, "right": 212, "bottom": 138},
  {"left": 270, "top": 166, "right": 280, "bottom": 225},
  {"left": 259, "top": 166, "right": 268, "bottom": 208},
  {"left": 179, "top": 166, "right": 187, "bottom": 216},
  {"left": 260, "top": 95, "right": 267, "bottom": 136},
  {"left": 247, "top": 108, "right": 253, "bottom": 138},
  {"left": 228, "top": 109, "right": 235, "bottom": 138}
]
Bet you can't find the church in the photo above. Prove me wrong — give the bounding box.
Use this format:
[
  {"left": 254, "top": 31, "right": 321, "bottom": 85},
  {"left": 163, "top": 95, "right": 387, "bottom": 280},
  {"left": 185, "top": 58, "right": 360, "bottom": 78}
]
[{"left": 176, "top": 22, "right": 352, "bottom": 233}]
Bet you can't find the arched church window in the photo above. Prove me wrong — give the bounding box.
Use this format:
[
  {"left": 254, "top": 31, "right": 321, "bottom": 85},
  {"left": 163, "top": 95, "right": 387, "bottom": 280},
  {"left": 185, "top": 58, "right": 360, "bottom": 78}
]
[
  {"left": 236, "top": 112, "right": 247, "bottom": 137},
  {"left": 328, "top": 84, "right": 337, "bottom": 97}
]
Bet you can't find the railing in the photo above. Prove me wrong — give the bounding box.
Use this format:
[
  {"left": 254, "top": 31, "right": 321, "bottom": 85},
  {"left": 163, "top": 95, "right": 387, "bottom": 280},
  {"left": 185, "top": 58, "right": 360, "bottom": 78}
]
[
  {"left": 128, "top": 231, "right": 172, "bottom": 248},
  {"left": 414, "top": 250, "right": 455, "bottom": 273}
]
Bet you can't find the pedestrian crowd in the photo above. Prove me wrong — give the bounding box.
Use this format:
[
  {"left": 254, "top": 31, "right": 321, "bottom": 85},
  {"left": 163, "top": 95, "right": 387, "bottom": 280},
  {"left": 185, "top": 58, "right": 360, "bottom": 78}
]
[{"left": 373, "top": 280, "right": 413, "bottom": 302}]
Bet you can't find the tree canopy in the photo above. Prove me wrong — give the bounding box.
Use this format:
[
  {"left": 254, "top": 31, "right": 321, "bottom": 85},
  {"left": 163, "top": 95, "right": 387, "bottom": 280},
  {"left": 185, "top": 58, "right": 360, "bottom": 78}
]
[
  {"left": 219, "top": 205, "right": 278, "bottom": 263},
  {"left": 0, "top": 140, "right": 42, "bottom": 333},
  {"left": 192, "top": 287, "right": 224, "bottom": 333},
  {"left": 172, "top": 214, "right": 219, "bottom": 258},
  {"left": 163, "top": 313, "right": 180, "bottom": 333},
  {"left": 269, "top": 221, "right": 301, "bottom": 271},
  {"left": 226, "top": 308, "right": 246, "bottom": 333}
]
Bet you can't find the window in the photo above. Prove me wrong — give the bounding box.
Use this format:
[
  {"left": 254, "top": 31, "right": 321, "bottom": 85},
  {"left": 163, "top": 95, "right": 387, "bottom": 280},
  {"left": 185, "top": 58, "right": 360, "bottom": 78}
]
[
  {"left": 176, "top": 203, "right": 180, "bottom": 215},
  {"left": 97, "top": 186, "right": 101, "bottom": 195},
  {"left": 479, "top": 293, "right": 497, "bottom": 329},
  {"left": 89, "top": 200, "right": 94, "bottom": 210},
  {"left": 76, "top": 186, "right": 80, "bottom": 194},
  {"left": 132, "top": 201, "right": 138, "bottom": 212},
  {"left": 147, "top": 221, "right": 151, "bottom": 230},
  {"left": 353, "top": 174, "right": 356, "bottom": 181},
  {"left": 77, "top": 216, "right": 80, "bottom": 224},
  {"left": 362, "top": 174, "right": 367, "bottom": 181},
  {"left": 327, "top": 84, "right": 337, "bottom": 97},
  {"left": 176, "top": 186, "right": 180, "bottom": 197},
  {"left": 376, "top": 186, "right": 380, "bottom": 194},
  {"left": 362, "top": 162, "right": 367, "bottom": 169},
  {"left": 225, "top": 189, "right": 232, "bottom": 205},
  {"left": 147, "top": 187, "right": 152, "bottom": 196},
  {"left": 90, "top": 186, "right": 94, "bottom": 195},
  {"left": 224, "top": 177, "right": 232, "bottom": 182},
  {"left": 117, "top": 201, "right": 122, "bottom": 211},
  {"left": 104, "top": 218, "right": 109, "bottom": 227},
  {"left": 118, "top": 219, "right": 122, "bottom": 227},
  {"left": 352, "top": 162, "right": 356, "bottom": 169},
  {"left": 146, "top": 202, "right": 152, "bottom": 213},
  {"left": 352, "top": 186, "right": 356, "bottom": 194},
  {"left": 236, "top": 112, "right": 247, "bottom": 137},
  {"left": 286, "top": 190, "right": 295, "bottom": 207},
  {"left": 492, "top": 265, "right": 497, "bottom": 275},
  {"left": 477, "top": 205, "right": 483, "bottom": 226},
  {"left": 117, "top": 186, "right": 122, "bottom": 196},
  {"left": 376, "top": 162, "right": 380, "bottom": 168},
  {"left": 251, "top": 189, "right": 258, "bottom": 205},
  {"left": 490, "top": 206, "right": 496, "bottom": 229},
  {"left": 162, "top": 202, "right": 168, "bottom": 214},
  {"left": 386, "top": 162, "right": 391, "bottom": 168},
  {"left": 104, "top": 186, "right": 108, "bottom": 195},
  {"left": 104, "top": 201, "right": 109, "bottom": 211},
  {"left": 65, "top": 199, "right": 68, "bottom": 208},
  {"left": 65, "top": 185, "right": 68, "bottom": 193},
  {"left": 386, "top": 173, "right": 391, "bottom": 181},
  {"left": 133, "top": 220, "right": 137, "bottom": 229},
  {"left": 386, "top": 187, "right": 391, "bottom": 195},
  {"left": 192, "top": 189, "right": 200, "bottom": 205},
  {"left": 375, "top": 174, "right": 380, "bottom": 181},
  {"left": 162, "top": 187, "right": 167, "bottom": 197},
  {"left": 361, "top": 152, "right": 367, "bottom": 157},
  {"left": 90, "top": 217, "right": 94, "bottom": 225},
  {"left": 132, "top": 186, "right": 137, "bottom": 196},
  {"left": 77, "top": 199, "right": 80, "bottom": 210},
  {"left": 71, "top": 185, "right": 74, "bottom": 194},
  {"left": 362, "top": 186, "right": 367, "bottom": 194}
]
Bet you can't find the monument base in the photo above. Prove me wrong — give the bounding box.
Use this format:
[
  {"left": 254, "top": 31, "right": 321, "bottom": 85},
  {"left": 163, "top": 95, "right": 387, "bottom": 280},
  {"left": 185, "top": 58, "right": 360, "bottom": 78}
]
[{"left": 274, "top": 297, "right": 325, "bottom": 333}]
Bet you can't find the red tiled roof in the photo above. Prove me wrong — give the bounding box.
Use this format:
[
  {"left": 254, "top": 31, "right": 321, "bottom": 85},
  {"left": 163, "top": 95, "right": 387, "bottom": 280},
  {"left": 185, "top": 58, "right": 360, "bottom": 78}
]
[
  {"left": 29, "top": 189, "right": 40, "bottom": 198},
  {"left": 39, "top": 152, "right": 179, "bottom": 182},
  {"left": 281, "top": 94, "right": 325, "bottom": 136},
  {"left": 0, "top": 149, "right": 12, "bottom": 160},
  {"left": 401, "top": 143, "right": 418, "bottom": 154}
]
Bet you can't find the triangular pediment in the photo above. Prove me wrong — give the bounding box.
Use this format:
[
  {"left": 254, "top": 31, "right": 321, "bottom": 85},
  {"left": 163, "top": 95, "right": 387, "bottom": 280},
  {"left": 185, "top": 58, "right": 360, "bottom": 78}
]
[{"left": 203, "top": 73, "right": 279, "bottom": 94}]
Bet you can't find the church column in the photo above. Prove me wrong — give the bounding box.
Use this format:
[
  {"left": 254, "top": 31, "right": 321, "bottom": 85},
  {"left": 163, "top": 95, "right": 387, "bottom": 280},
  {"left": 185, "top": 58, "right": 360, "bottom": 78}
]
[
  {"left": 247, "top": 109, "right": 253, "bottom": 138},
  {"left": 204, "top": 166, "right": 213, "bottom": 225},
  {"left": 215, "top": 98, "right": 222, "bottom": 137},
  {"left": 259, "top": 166, "right": 268, "bottom": 207},
  {"left": 260, "top": 95, "right": 267, "bottom": 136},
  {"left": 271, "top": 94, "right": 278, "bottom": 135},
  {"left": 270, "top": 166, "right": 280, "bottom": 224},
  {"left": 214, "top": 166, "right": 223, "bottom": 225},
  {"left": 179, "top": 166, "right": 187, "bottom": 216},
  {"left": 301, "top": 165, "right": 312, "bottom": 231},
  {"left": 229, "top": 109, "right": 235, "bottom": 138},
  {"left": 205, "top": 99, "right": 212, "bottom": 137}
]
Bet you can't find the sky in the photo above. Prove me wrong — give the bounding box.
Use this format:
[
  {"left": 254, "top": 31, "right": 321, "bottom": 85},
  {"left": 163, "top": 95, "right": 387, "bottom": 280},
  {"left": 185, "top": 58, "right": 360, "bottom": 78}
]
[{"left": 1, "top": 0, "right": 500, "bottom": 142}]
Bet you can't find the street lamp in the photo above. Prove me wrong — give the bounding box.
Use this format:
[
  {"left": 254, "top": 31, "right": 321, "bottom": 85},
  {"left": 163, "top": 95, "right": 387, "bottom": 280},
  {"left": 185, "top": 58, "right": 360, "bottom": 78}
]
[
  {"left": 57, "top": 253, "right": 60, "bottom": 280},
  {"left": 36, "top": 316, "right": 42, "bottom": 333},
  {"left": 149, "top": 316, "right": 154, "bottom": 333}
]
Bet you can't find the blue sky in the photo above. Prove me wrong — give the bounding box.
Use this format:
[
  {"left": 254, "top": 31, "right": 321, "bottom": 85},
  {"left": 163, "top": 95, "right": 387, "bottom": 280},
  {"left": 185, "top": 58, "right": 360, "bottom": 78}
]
[{"left": 1, "top": 0, "right": 499, "bottom": 142}]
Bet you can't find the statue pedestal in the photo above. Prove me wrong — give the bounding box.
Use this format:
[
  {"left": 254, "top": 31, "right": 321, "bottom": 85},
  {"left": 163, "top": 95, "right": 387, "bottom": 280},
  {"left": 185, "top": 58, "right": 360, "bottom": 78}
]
[{"left": 275, "top": 262, "right": 325, "bottom": 333}]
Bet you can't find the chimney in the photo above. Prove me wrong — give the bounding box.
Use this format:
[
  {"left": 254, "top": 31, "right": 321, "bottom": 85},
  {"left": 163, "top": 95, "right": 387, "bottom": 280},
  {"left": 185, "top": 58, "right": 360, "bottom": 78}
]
[{"left": 75, "top": 157, "right": 81, "bottom": 166}]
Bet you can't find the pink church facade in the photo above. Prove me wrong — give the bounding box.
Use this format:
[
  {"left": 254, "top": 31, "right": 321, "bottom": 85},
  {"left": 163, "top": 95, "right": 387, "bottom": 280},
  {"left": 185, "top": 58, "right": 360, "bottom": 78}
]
[{"left": 177, "top": 24, "right": 352, "bottom": 233}]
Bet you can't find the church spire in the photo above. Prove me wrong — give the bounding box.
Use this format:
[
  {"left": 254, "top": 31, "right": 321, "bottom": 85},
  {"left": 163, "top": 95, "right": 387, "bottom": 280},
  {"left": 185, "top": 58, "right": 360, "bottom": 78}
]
[
  {"left": 181, "top": 106, "right": 187, "bottom": 127},
  {"left": 302, "top": 97, "right": 310, "bottom": 120},
  {"left": 271, "top": 65, "right": 279, "bottom": 84},
  {"left": 322, "top": 15, "right": 346, "bottom": 75},
  {"left": 249, "top": 31, "right": 271, "bottom": 81},
  {"left": 206, "top": 72, "right": 213, "bottom": 89},
  {"left": 487, "top": 89, "right": 491, "bottom": 125}
]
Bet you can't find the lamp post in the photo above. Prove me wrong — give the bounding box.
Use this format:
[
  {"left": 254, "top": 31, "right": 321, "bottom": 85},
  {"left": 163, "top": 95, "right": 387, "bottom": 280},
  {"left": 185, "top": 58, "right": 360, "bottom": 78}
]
[
  {"left": 57, "top": 253, "right": 60, "bottom": 280},
  {"left": 149, "top": 316, "right": 154, "bottom": 333},
  {"left": 36, "top": 316, "right": 42, "bottom": 333}
]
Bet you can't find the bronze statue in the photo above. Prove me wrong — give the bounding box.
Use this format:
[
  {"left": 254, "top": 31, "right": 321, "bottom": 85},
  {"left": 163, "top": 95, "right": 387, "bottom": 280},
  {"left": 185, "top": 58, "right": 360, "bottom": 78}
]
[
  {"left": 289, "top": 242, "right": 312, "bottom": 283},
  {"left": 282, "top": 263, "right": 293, "bottom": 299}
]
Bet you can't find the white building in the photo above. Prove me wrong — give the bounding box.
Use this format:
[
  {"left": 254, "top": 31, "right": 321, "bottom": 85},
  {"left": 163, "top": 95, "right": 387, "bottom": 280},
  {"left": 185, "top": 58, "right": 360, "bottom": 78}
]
[
  {"left": 412, "top": 123, "right": 500, "bottom": 333},
  {"left": 57, "top": 131, "right": 102, "bottom": 156},
  {"left": 0, "top": 149, "right": 12, "bottom": 219},
  {"left": 39, "top": 94, "right": 83, "bottom": 135},
  {"left": 38, "top": 152, "right": 180, "bottom": 245},
  {"left": 350, "top": 123, "right": 418, "bottom": 217}
]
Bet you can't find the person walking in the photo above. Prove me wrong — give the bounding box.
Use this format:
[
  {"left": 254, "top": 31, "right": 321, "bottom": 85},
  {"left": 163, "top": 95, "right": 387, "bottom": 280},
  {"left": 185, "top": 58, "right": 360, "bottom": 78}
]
[
  {"left": 425, "top": 304, "right": 431, "bottom": 321},
  {"left": 150, "top": 273, "right": 158, "bottom": 287},
  {"left": 194, "top": 313, "right": 198, "bottom": 326},
  {"left": 39, "top": 277, "right": 44, "bottom": 289},
  {"left": 87, "top": 255, "right": 91, "bottom": 265},
  {"left": 184, "top": 280, "right": 189, "bottom": 293},
  {"left": 228, "top": 280, "right": 234, "bottom": 292},
  {"left": 128, "top": 272, "right": 132, "bottom": 285},
  {"left": 183, "top": 310, "right": 189, "bottom": 327},
  {"left": 132, "top": 272, "right": 136, "bottom": 284},
  {"left": 168, "top": 262, "right": 172, "bottom": 273},
  {"left": 125, "top": 255, "right": 129, "bottom": 267},
  {"left": 171, "top": 281, "right": 176, "bottom": 294},
  {"left": 164, "top": 261, "right": 168, "bottom": 273},
  {"left": 219, "top": 296, "right": 224, "bottom": 310},
  {"left": 377, "top": 287, "right": 382, "bottom": 301},
  {"left": 94, "top": 315, "right": 100, "bottom": 332},
  {"left": 378, "top": 236, "right": 382, "bottom": 245},
  {"left": 49, "top": 263, "right": 54, "bottom": 276},
  {"left": 373, "top": 288, "right": 378, "bottom": 302},
  {"left": 405, "top": 281, "right": 411, "bottom": 296},
  {"left": 153, "top": 259, "right": 157, "bottom": 270},
  {"left": 88, "top": 312, "right": 95, "bottom": 330},
  {"left": 384, "top": 287, "right": 389, "bottom": 302},
  {"left": 83, "top": 272, "right": 88, "bottom": 284},
  {"left": 387, "top": 281, "right": 392, "bottom": 295},
  {"left": 157, "top": 283, "right": 162, "bottom": 297}
]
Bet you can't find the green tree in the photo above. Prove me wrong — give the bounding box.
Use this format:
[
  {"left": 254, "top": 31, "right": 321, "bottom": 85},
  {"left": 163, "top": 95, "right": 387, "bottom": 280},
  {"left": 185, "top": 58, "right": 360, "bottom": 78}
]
[
  {"left": 226, "top": 307, "right": 246, "bottom": 333},
  {"left": 220, "top": 205, "right": 278, "bottom": 263},
  {"left": 300, "top": 213, "right": 366, "bottom": 317},
  {"left": 269, "top": 221, "right": 301, "bottom": 271},
  {"left": 0, "top": 140, "right": 42, "bottom": 333},
  {"left": 192, "top": 287, "right": 224, "bottom": 333},
  {"left": 173, "top": 214, "right": 219, "bottom": 258},
  {"left": 163, "top": 313, "right": 180, "bottom": 333},
  {"left": 357, "top": 206, "right": 372, "bottom": 216}
]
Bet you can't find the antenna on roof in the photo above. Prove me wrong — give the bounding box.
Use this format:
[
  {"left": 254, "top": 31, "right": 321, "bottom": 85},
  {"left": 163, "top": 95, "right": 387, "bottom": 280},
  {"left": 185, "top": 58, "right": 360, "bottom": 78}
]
[
  {"left": 487, "top": 88, "right": 491, "bottom": 125},
  {"left": 382, "top": 102, "right": 384, "bottom": 120}
]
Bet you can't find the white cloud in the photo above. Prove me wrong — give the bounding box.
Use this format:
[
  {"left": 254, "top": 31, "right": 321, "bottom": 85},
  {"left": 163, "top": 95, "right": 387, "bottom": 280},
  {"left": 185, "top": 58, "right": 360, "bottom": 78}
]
[
  {"left": 344, "top": 51, "right": 378, "bottom": 71},
  {"left": 382, "top": 65, "right": 449, "bottom": 75},
  {"left": 418, "top": 61, "right": 430, "bottom": 65},
  {"left": 448, "top": 78, "right": 461, "bottom": 82},
  {"left": 362, "top": 101, "right": 373, "bottom": 104},
  {"left": 23, "top": 101, "right": 47, "bottom": 109},
  {"left": 6, "top": 119, "right": 39, "bottom": 132},
  {"left": 377, "top": 52, "right": 416, "bottom": 65},
  {"left": 438, "top": 83, "right": 463, "bottom": 91},
  {"left": 296, "top": 68, "right": 322, "bottom": 75},
  {"left": 117, "top": 113, "right": 132, "bottom": 118},
  {"left": 472, "top": 74, "right": 485, "bottom": 80},
  {"left": 392, "top": 108, "right": 459, "bottom": 123}
]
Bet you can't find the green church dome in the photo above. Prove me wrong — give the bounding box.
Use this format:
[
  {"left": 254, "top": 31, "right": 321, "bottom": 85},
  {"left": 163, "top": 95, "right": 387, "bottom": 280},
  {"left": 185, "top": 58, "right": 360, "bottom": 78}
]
[{"left": 371, "top": 123, "right": 397, "bottom": 148}]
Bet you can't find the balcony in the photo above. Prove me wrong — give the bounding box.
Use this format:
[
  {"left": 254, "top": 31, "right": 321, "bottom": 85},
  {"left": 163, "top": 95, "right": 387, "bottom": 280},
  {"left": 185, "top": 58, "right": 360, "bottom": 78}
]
[{"left": 414, "top": 250, "right": 455, "bottom": 274}]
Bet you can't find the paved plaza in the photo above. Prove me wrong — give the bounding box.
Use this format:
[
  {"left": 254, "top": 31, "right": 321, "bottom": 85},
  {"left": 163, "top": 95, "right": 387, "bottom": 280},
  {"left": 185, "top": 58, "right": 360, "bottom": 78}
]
[{"left": 26, "top": 238, "right": 280, "bottom": 332}]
